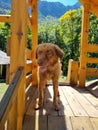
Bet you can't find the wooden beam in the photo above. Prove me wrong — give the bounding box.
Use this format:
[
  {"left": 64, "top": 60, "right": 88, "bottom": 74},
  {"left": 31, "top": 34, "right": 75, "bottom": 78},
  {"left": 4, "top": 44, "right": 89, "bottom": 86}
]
[
  {"left": 0, "top": 15, "right": 11, "bottom": 22},
  {"left": 79, "top": 4, "right": 90, "bottom": 87},
  {"left": 10, "top": 0, "right": 28, "bottom": 129},
  {"left": 86, "top": 68, "right": 98, "bottom": 77},
  {"left": 87, "top": 44, "right": 98, "bottom": 52}
]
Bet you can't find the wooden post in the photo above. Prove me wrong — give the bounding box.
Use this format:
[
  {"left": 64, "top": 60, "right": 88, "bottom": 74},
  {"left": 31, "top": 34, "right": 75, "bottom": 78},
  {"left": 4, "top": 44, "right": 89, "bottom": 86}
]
[
  {"left": 66, "top": 59, "right": 79, "bottom": 86},
  {"left": 31, "top": 0, "right": 38, "bottom": 86},
  {"left": 10, "top": 0, "right": 28, "bottom": 129},
  {"left": 79, "top": 4, "right": 90, "bottom": 88}
]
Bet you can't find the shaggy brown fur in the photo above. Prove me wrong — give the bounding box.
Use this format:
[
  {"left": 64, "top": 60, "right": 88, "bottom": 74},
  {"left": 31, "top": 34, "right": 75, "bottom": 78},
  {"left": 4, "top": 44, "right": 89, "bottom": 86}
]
[{"left": 36, "top": 43, "right": 64, "bottom": 110}]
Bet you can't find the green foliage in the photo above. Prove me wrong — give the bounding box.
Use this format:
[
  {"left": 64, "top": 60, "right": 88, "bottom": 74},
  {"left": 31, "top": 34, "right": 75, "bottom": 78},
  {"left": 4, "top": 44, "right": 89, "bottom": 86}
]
[
  {"left": 1, "top": 7, "right": 98, "bottom": 76},
  {"left": 0, "top": 23, "right": 10, "bottom": 51}
]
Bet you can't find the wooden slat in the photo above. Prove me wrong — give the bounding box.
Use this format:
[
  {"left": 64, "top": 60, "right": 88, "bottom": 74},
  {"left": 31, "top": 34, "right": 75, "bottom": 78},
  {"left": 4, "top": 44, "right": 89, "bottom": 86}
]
[
  {"left": 43, "top": 86, "right": 58, "bottom": 116},
  {"left": 87, "top": 44, "right": 98, "bottom": 52},
  {"left": 23, "top": 115, "right": 47, "bottom": 130},
  {"left": 0, "top": 15, "right": 11, "bottom": 22},
  {"left": 86, "top": 68, "right": 98, "bottom": 77},
  {"left": 62, "top": 87, "right": 88, "bottom": 117},
  {"left": 86, "top": 57, "right": 98, "bottom": 63},
  {"left": 82, "top": 90, "right": 98, "bottom": 109},
  {"left": 48, "top": 116, "right": 69, "bottom": 130},
  {"left": 68, "top": 87, "right": 98, "bottom": 117},
  {"left": 79, "top": 4, "right": 90, "bottom": 87},
  {"left": 26, "top": 48, "right": 32, "bottom": 60},
  {"left": 71, "top": 117, "right": 93, "bottom": 130},
  {"left": 58, "top": 87, "right": 74, "bottom": 116},
  {"left": 90, "top": 118, "right": 98, "bottom": 130},
  {"left": 25, "top": 87, "right": 37, "bottom": 113},
  {"left": 26, "top": 88, "right": 38, "bottom": 115}
]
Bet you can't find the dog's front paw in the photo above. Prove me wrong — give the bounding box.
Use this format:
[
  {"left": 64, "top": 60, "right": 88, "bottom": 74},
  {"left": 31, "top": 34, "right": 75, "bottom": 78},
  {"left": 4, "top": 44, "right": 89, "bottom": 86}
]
[
  {"left": 35, "top": 98, "right": 43, "bottom": 110},
  {"left": 54, "top": 103, "right": 60, "bottom": 111},
  {"left": 35, "top": 104, "right": 40, "bottom": 110}
]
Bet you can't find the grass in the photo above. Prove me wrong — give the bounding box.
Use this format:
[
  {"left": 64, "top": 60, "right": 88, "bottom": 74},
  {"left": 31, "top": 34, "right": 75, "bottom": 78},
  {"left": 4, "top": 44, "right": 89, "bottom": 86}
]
[
  {"left": 0, "top": 80, "right": 8, "bottom": 101},
  {"left": 59, "top": 75, "right": 66, "bottom": 82}
]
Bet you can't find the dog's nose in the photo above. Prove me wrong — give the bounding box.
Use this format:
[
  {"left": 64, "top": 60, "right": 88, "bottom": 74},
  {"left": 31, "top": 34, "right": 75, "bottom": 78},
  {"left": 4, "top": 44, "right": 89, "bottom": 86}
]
[{"left": 37, "top": 59, "right": 44, "bottom": 66}]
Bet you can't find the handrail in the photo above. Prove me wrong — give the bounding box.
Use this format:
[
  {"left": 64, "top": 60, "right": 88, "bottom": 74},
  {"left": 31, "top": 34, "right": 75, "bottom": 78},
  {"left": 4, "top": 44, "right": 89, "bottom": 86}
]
[{"left": 0, "top": 67, "right": 24, "bottom": 129}]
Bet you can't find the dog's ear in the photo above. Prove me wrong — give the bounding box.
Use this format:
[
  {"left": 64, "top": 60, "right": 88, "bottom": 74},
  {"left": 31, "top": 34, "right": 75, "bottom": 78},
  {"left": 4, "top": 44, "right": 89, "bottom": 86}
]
[{"left": 54, "top": 44, "right": 64, "bottom": 58}]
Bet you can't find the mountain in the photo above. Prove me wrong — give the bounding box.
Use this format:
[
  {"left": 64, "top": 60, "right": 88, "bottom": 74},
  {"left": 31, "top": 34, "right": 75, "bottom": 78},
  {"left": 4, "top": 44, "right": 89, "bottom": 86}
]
[
  {"left": 0, "top": 0, "right": 81, "bottom": 18},
  {"left": 38, "top": 1, "right": 81, "bottom": 18}
]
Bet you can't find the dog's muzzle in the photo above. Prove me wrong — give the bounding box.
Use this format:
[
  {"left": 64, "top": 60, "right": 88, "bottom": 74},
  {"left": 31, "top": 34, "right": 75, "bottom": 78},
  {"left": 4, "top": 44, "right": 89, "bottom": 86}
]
[{"left": 39, "top": 66, "right": 47, "bottom": 73}]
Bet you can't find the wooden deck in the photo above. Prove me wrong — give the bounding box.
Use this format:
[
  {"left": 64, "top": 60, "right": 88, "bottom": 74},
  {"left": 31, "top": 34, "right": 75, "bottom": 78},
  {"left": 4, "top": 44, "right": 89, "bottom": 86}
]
[{"left": 23, "top": 81, "right": 98, "bottom": 130}]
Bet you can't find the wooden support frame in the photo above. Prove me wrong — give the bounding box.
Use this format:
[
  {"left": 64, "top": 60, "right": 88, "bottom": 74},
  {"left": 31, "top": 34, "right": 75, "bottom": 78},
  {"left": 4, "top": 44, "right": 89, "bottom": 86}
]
[
  {"left": 9, "top": 0, "right": 28, "bottom": 129},
  {"left": 79, "top": 4, "right": 90, "bottom": 88}
]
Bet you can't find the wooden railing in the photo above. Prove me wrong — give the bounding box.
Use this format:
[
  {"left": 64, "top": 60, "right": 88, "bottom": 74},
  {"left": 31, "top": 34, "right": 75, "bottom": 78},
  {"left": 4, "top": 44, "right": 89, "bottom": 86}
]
[{"left": 0, "top": 67, "right": 25, "bottom": 130}]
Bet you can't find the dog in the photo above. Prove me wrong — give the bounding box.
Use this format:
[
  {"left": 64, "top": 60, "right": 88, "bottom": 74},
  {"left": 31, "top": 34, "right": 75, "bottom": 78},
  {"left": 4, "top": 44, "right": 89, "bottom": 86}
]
[{"left": 35, "top": 43, "right": 64, "bottom": 110}]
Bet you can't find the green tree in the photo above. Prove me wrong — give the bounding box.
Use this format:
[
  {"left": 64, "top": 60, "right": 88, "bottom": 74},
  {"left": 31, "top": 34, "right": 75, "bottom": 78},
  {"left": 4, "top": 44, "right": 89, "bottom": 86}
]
[
  {"left": 0, "top": 23, "right": 10, "bottom": 51},
  {"left": 59, "top": 8, "right": 82, "bottom": 74}
]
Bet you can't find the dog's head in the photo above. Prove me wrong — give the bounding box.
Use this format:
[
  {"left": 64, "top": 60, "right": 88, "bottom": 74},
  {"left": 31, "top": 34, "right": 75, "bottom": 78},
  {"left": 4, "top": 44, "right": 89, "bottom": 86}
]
[{"left": 36, "top": 43, "right": 64, "bottom": 72}]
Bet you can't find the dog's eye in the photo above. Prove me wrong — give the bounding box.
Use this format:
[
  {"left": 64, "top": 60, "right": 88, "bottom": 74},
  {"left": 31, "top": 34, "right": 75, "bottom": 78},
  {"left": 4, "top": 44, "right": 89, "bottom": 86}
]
[
  {"left": 47, "top": 50, "right": 51, "bottom": 54},
  {"left": 46, "top": 50, "right": 53, "bottom": 57},
  {"left": 38, "top": 51, "right": 43, "bottom": 54},
  {"left": 47, "top": 50, "right": 51, "bottom": 53}
]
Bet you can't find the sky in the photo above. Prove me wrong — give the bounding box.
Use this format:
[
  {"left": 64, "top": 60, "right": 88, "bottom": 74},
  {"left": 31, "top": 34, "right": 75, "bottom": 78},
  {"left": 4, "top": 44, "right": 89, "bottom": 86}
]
[{"left": 44, "top": 0, "right": 78, "bottom": 6}]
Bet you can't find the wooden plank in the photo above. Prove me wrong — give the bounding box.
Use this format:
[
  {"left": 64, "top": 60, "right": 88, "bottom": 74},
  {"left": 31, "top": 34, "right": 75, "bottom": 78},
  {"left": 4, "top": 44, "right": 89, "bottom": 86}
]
[
  {"left": 26, "top": 87, "right": 38, "bottom": 115},
  {"left": 23, "top": 115, "right": 47, "bottom": 130},
  {"left": 86, "top": 57, "right": 98, "bottom": 63},
  {"left": 43, "top": 86, "right": 58, "bottom": 116},
  {"left": 48, "top": 116, "right": 69, "bottom": 130},
  {"left": 82, "top": 90, "right": 98, "bottom": 109},
  {"left": 79, "top": 4, "right": 90, "bottom": 88},
  {"left": 26, "top": 48, "right": 32, "bottom": 60},
  {"left": 69, "top": 87, "right": 98, "bottom": 117},
  {"left": 87, "top": 44, "right": 98, "bottom": 52},
  {"left": 62, "top": 87, "right": 88, "bottom": 116},
  {"left": 86, "top": 68, "right": 98, "bottom": 77},
  {"left": 58, "top": 86, "right": 74, "bottom": 116},
  {"left": 25, "top": 87, "right": 37, "bottom": 113},
  {"left": 90, "top": 118, "right": 98, "bottom": 130},
  {"left": 71, "top": 117, "right": 93, "bottom": 130},
  {"left": 0, "top": 15, "right": 11, "bottom": 22}
]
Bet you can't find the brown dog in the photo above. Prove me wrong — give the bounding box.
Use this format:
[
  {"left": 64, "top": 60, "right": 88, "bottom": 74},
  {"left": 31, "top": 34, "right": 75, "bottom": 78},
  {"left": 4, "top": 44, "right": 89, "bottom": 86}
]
[{"left": 36, "top": 43, "right": 64, "bottom": 110}]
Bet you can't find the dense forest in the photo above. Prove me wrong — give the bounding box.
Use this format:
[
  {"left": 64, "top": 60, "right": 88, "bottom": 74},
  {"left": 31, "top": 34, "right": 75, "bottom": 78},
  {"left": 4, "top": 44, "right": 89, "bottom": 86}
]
[{"left": 0, "top": 5, "right": 98, "bottom": 75}]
